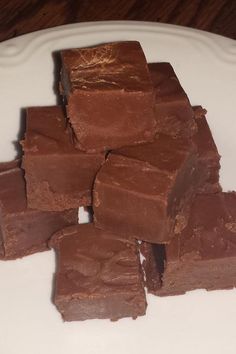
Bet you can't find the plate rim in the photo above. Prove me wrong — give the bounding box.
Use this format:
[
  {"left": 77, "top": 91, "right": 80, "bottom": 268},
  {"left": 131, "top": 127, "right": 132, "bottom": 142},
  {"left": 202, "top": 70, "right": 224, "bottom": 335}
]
[
  {"left": 1, "top": 20, "right": 235, "bottom": 45},
  {"left": 0, "top": 20, "right": 235, "bottom": 70}
]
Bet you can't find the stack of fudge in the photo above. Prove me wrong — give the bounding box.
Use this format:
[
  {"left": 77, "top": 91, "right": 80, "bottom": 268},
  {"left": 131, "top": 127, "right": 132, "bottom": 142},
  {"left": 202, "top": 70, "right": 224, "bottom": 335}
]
[{"left": 1, "top": 41, "right": 236, "bottom": 322}]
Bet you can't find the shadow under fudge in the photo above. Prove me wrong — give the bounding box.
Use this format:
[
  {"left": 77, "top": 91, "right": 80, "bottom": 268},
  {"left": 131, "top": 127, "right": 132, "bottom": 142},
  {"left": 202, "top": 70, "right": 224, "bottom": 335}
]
[
  {"left": 52, "top": 51, "right": 65, "bottom": 106},
  {"left": 13, "top": 108, "right": 26, "bottom": 160}
]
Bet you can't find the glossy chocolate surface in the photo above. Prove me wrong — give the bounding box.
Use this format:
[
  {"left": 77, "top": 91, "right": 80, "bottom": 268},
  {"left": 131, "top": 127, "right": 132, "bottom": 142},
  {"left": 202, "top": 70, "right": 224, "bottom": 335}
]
[
  {"left": 50, "top": 223, "right": 146, "bottom": 321},
  {"left": 22, "top": 106, "right": 104, "bottom": 211},
  {"left": 60, "top": 41, "right": 157, "bottom": 152},
  {"left": 61, "top": 41, "right": 153, "bottom": 92}
]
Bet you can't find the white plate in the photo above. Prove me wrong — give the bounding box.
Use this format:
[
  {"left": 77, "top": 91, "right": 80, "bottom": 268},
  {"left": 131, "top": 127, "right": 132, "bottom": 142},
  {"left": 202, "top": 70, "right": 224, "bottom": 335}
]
[{"left": 0, "top": 21, "right": 236, "bottom": 354}]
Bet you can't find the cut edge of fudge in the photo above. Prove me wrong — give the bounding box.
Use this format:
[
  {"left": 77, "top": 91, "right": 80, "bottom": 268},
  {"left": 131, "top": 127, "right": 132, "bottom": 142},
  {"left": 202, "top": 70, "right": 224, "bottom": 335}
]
[
  {"left": 21, "top": 106, "right": 105, "bottom": 211},
  {"left": 22, "top": 155, "right": 93, "bottom": 211},
  {"left": 0, "top": 160, "right": 78, "bottom": 260}
]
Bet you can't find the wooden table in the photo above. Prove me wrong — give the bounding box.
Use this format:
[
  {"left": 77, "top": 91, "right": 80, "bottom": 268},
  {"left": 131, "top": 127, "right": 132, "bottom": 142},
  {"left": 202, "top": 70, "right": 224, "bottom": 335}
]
[{"left": 0, "top": 0, "right": 235, "bottom": 42}]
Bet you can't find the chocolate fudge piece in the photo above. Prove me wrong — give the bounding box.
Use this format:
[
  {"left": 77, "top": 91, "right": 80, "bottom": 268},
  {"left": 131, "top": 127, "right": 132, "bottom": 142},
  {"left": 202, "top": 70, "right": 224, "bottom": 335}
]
[
  {"left": 22, "top": 106, "right": 104, "bottom": 211},
  {"left": 142, "top": 193, "right": 236, "bottom": 296},
  {"left": 60, "top": 41, "right": 157, "bottom": 152},
  {"left": 193, "top": 106, "right": 221, "bottom": 193},
  {"left": 94, "top": 134, "right": 205, "bottom": 244},
  {"left": 0, "top": 159, "right": 20, "bottom": 172},
  {"left": 0, "top": 161, "right": 77, "bottom": 260},
  {"left": 149, "top": 63, "right": 197, "bottom": 138},
  {"left": 49, "top": 223, "right": 146, "bottom": 321}
]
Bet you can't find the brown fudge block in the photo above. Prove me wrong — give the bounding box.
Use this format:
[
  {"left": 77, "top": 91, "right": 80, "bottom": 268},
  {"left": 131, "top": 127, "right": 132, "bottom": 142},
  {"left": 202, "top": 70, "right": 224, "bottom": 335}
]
[
  {"left": 142, "top": 193, "right": 236, "bottom": 296},
  {"left": 94, "top": 134, "right": 205, "bottom": 244},
  {"left": 193, "top": 106, "right": 221, "bottom": 193},
  {"left": 149, "top": 63, "right": 197, "bottom": 138},
  {"left": 22, "top": 106, "right": 104, "bottom": 211},
  {"left": 0, "top": 161, "right": 78, "bottom": 260},
  {"left": 49, "top": 223, "right": 146, "bottom": 321},
  {"left": 0, "top": 159, "right": 20, "bottom": 172},
  {"left": 60, "top": 41, "right": 157, "bottom": 152}
]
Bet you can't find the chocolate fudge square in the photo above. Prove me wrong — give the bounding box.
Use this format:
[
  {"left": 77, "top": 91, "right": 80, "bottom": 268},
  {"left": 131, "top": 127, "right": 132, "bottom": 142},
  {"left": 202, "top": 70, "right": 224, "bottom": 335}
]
[
  {"left": 149, "top": 63, "right": 197, "bottom": 138},
  {"left": 193, "top": 106, "right": 221, "bottom": 193},
  {"left": 94, "top": 134, "right": 205, "bottom": 244},
  {"left": 0, "top": 159, "right": 20, "bottom": 172},
  {"left": 22, "top": 106, "right": 104, "bottom": 211},
  {"left": 142, "top": 193, "right": 236, "bottom": 296},
  {"left": 60, "top": 41, "right": 157, "bottom": 152},
  {"left": 0, "top": 161, "right": 77, "bottom": 260},
  {"left": 49, "top": 223, "right": 146, "bottom": 321}
]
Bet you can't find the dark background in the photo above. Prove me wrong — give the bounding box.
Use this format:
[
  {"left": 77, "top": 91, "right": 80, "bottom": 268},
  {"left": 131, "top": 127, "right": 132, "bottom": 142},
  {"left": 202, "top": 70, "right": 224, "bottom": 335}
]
[{"left": 0, "top": 0, "right": 236, "bottom": 42}]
